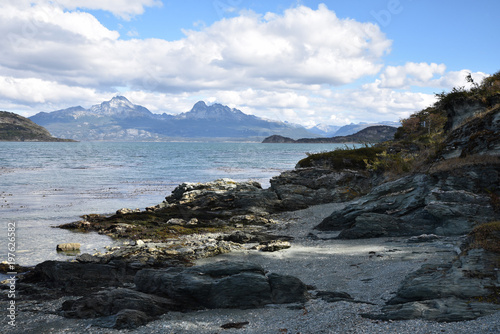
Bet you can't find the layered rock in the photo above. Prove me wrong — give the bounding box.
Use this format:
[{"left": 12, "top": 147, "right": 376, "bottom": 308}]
[
  {"left": 269, "top": 168, "right": 374, "bottom": 210},
  {"left": 61, "top": 261, "right": 310, "bottom": 329},
  {"left": 134, "top": 261, "right": 309, "bottom": 310},
  {"left": 363, "top": 223, "right": 500, "bottom": 322},
  {"left": 316, "top": 104, "right": 500, "bottom": 239}
]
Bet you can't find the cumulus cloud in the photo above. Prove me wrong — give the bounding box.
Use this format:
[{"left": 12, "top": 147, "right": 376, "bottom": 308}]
[
  {"left": 380, "top": 62, "right": 446, "bottom": 88},
  {"left": 0, "top": 2, "right": 490, "bottom": 126},
  {"left": 0, "top": 3, "right": 392, "bottom": 94},
  {"left": 379, "top": 62, "right": 489, "bottom": 91},
  {"left": 5, "top": 0, "right": 162, "bottom": 20}
]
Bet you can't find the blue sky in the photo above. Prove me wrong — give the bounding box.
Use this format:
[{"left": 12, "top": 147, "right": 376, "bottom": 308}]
[{"left": 0, "top": 0, "right": 498, "bottom": 126}]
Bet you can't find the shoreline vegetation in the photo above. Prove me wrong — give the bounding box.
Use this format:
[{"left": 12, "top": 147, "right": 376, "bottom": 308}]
[{"left": 1, "top": 72, "right": 500, "bottom": 332}]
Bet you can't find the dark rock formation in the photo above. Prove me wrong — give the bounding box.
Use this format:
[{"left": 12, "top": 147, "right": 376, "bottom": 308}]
[
  {"left": 269, "top": 168, "right": 375, "bottom": 210},
  {"left": 316, "top": 168, "right": 499, "bottom": 238},
  {"left": 363, "top": 230, "right": 500, "bottom": 322},
  {"left": 440, "top": 103, "right": 500, "bottom": 159},
  {"left": 61, "top": 261, "right": 310, "bottom": 329},
  {"left": 155, "top": 178, "right": 283, "bottom": 217},
  {"left": 134, "top": 261, "right": 309, "bottom": 310},
  {"left": 21, "top": 260, "right": 136, "bottom": 296}
]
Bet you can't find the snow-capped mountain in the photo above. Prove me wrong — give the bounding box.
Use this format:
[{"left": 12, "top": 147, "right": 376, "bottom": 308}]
[{"left": 29, "top": 97, "right": 317, "bottom": 141}]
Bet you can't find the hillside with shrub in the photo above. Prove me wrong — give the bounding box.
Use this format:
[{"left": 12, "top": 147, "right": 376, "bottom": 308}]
[{"left": 297, "top": 70, "right": 500, "bottom": 178}]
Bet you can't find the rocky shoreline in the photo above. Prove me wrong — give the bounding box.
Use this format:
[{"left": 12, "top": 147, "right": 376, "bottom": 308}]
[{"left": 1, "top": 93, "right": 500, "bottom": 332}]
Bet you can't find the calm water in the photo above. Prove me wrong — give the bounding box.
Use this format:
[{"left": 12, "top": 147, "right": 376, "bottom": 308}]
[{"left": 0, "top": 142, "right": 348, "bottom": 266}]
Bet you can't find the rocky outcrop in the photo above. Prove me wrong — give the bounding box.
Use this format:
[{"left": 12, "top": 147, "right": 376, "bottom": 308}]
[
  {"left": 21, "top": 260, "right": 136, "bottom": 296},
  {"left": 60, "top": 261, "right": 310, "bottom": 329},
  {"left": 316, "top": 103, "right": 500, "bottom": 239},
  {"left": 134, "top": 261, "right": 309, "bottom": 309},
  {"left": 151, "top": 178, "right": 283, "bottom": 217},
  {"left": 363, "top": 224, "right": 500, "bottom": 322},
  {"left": 316, "top": 167, "right": 499, "bottom": 238},
  {"left": 440, "top": 104, "right": 500, "bottom": 159},
  {"left": 270, "top": 168, "right": 375, "bottom": 210},
  {"left": 56, "top": 243, "right": 81, "bottom": 252}
]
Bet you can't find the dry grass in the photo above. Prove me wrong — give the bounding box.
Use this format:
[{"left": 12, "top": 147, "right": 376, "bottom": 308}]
[
  {"left": 468, "top": 221, "right": 500, "bottom": 254},
  {"left": 429, "top": 154, "right": 500, "bottom": 174}
]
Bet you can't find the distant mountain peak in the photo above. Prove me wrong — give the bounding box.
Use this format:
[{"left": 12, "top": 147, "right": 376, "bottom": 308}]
[
  {"left": 88, "top": 96, "right": 152, "bottom": 117},
  {"left": 192, "top": 101, "right": 207, "bottom": 109}
]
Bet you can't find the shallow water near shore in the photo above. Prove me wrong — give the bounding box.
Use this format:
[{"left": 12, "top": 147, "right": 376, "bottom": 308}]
[{"left": 0, "top": 141, "right": 348, "bottom": 266}]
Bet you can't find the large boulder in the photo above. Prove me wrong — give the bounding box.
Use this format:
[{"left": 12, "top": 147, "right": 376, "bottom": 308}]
[{"left": 134, "top": 261, "right": 310, "bottom": 309}]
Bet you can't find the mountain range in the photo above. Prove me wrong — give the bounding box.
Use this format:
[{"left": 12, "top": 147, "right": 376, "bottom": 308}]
[
  {"left": 29, "top": 97, "right": 317, "bottom": 141},
  {"left": 29, "top": 96, "right": 400, "bottom": 142}
]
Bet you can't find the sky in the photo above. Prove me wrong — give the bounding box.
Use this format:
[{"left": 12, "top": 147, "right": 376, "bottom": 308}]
[{"left": 1, "top": 0, "right": 498, "bottom": 127}]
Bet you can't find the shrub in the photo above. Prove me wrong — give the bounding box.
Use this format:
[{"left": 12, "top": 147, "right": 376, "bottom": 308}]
[{"left": 297, "top": 145, "right": 384, "bottom": 170}]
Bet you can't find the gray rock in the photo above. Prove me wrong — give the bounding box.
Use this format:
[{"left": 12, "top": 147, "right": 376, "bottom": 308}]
[
  {"left": 93, "top": 309, "right": 150, "bottom": 330},
  {"left": 317, "top": 170, "right": 500, "bottom": 238},
  {"left": 254, "top": 240, "right": 291, "bottom": 252},
  {"left": 56, "top": 243, "right": 81, "bottom": 252},
  {"left": 270, "top": 168, "right": 374, "bottom": 210},
  {"left": 23, "top": 260, "right": 135, "bottom": 294},
  {"left": 364, "top": 245, "right": 500, "bottom": 322},
  {"left": 62, "top": 288, "right": 180, "bottom": 319},
  {"left": 267, "top": 273, "right": 309, "bottom": 304},
  {"left": 164, "top": 178, "right": 282, "bottom": 216},
  {"left": 134, "top": 261, "right": 309, "bottom": 310},
  {"left": 364, "top": 297, "right": 499, "bottom": 322},
  {"left": 406, "top": 234, "right": 441, "bottom": 243}
]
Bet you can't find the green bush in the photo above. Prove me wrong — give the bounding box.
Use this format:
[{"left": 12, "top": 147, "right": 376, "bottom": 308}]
[{"left": 297, "top": 145, "right": 384, "bottom": 170}]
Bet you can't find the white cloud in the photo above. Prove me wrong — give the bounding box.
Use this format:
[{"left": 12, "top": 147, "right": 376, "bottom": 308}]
[
  {"left": 379, "top": 62, "right": 489, "bottom": 91},
  {"left": 0, "top": 2, "right": 491, "bottom": 127},
  {"left": 6, "top": 0, "right": 163, "bottom": 21},
  {"left": 380, "top": 62, "right": 447, "bottom": 88}
]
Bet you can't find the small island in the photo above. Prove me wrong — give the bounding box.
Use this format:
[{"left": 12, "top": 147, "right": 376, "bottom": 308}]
[{"left": 0, "top": 111, "right": 76, "bottom": 142}]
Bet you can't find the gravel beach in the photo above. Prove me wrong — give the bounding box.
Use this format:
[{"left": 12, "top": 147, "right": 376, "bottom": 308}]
[{"left": 2, "top": 203, "right": 500, "bottom": 333}]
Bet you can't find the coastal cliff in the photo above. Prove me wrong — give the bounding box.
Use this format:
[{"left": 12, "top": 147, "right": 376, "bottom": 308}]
[{"left": 0, "top": 111, "right": 75, "bottom": 142}]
